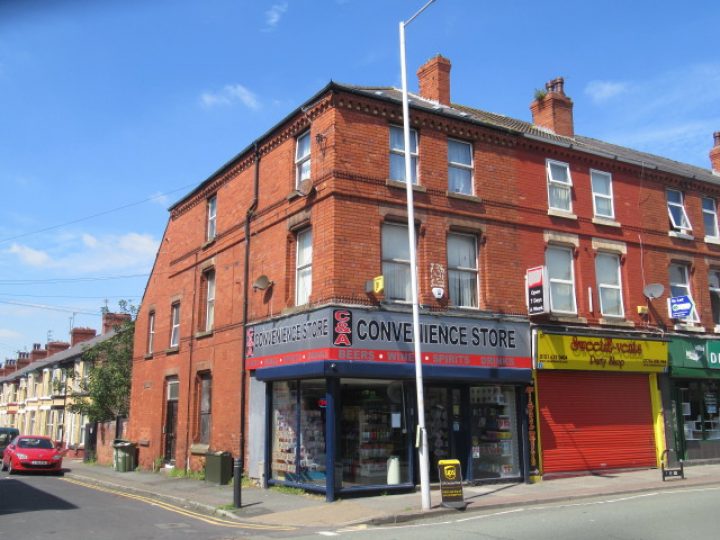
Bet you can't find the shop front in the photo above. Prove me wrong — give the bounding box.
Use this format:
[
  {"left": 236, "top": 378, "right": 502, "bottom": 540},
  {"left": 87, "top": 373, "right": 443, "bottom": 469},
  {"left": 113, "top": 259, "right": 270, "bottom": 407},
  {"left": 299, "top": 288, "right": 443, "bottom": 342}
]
[
  {"left": 668, "top": 337, "right": 720, "bottom": 461},
  {"left": 534, "top": 329, "right": 667, "bottom": 475},
  {"left": 248, "top": 306, "right": 532, "bottom": 500}
]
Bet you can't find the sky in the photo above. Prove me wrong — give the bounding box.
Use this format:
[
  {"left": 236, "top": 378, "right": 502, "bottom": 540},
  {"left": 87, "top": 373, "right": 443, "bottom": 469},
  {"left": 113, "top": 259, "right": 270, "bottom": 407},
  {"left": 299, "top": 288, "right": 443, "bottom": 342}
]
[{"left": 1, "top": 0, "right": 719, "bottom": 359}]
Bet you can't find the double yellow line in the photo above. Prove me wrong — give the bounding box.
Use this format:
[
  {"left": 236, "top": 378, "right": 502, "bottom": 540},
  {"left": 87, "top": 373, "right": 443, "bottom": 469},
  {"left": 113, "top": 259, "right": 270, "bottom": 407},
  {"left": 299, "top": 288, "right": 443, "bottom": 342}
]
[{"left": 61, "top": 477, "right": 295, "bottom": 531}]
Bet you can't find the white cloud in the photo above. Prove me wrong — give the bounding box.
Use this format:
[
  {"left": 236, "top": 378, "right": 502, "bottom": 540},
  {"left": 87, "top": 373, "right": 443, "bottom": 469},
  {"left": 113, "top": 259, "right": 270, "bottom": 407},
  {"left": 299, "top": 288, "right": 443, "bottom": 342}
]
[
  {"left": 200, "top": 84, "right": 260, "bottom": 110},
  {"left": 0, "top": 328, "right": 22, "bottom": 341},
  {"left": 7, "top": 243, "right": 51, "bottom": 266},
  {"left": 82, "top": 233, "right": 98, "bottom": 248},
  {"left": 150, "top": 191, "right": 170, "bottom": 207},
  {"left": 584, "top": 80, "right": 628, "bottom": 104},
  {"left": 264, "top": 2, "right": 288, "bottom": 30}
]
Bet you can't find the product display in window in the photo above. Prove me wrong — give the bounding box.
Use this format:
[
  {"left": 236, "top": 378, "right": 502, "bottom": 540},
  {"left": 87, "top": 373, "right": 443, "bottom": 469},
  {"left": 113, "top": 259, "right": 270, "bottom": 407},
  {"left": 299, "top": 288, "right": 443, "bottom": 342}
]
[
  {"left": 470, "top": 386, "right": 520, "bottom": 479},
  {"left": 271, "top": 382, "right": 297, "bottom": 480}
]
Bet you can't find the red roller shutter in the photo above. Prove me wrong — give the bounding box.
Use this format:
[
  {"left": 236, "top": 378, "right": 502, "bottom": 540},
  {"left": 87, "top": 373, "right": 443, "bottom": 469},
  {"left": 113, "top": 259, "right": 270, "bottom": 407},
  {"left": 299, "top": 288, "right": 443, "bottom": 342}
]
[{"left": 538, "top": 371, "right": 656, "bottom": 474}]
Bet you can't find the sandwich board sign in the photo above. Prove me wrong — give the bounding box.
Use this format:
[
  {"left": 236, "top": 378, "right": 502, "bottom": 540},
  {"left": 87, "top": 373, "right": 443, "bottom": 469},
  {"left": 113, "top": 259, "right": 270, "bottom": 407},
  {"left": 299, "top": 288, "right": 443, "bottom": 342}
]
[{"left": 438, "top": 459, "right": 466, "bottom": 509}]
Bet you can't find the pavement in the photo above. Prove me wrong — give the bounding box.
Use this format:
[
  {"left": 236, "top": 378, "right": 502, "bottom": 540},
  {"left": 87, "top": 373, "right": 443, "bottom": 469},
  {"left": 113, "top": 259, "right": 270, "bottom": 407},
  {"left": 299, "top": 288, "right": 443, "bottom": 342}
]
[{"left": 61, "top": 459, "right": 720, "bottom": 529}]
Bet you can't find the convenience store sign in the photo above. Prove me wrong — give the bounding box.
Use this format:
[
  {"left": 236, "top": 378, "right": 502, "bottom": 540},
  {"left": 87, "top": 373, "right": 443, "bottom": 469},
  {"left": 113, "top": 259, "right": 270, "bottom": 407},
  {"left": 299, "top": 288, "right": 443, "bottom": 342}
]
[
  {"left": 246, "top": 307, "right": 531, "bottom": 370},
  {"left": 536, "top": 332, "right": 667, "bottom": 373}
]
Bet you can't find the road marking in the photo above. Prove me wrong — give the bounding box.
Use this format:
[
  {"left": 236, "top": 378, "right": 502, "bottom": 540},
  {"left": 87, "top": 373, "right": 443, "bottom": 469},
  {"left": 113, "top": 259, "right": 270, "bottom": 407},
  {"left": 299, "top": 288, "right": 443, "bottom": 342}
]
[{"left": 61, "top": 477, "right": 295, "bottom": 531}]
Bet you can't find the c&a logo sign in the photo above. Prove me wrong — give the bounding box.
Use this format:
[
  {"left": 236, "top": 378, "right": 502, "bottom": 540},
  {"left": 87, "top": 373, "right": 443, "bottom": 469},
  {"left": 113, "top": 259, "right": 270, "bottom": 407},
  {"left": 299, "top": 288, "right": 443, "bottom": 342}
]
[
  {"left": 333, "top": 309, "right": 352, "bottom": 347},
  {"left": 245, "top": 328, "right": 255, "bottom": 358}
]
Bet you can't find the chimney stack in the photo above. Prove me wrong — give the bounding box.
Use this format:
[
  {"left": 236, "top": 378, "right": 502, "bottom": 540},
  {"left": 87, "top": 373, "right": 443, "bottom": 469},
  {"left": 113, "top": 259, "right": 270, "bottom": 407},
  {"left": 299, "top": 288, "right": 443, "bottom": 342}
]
[
  {"left": 16, "top": 351, "right": 31, "bottom": 370},
  {"left": 46, "top": 341, "right": 70, "bottom": 356},
  {"left": 417, "top": 55, "right": 452, "bottom": 106},
  {"left": 530, "top": 77, "right": 575, "bottom": 138},
  {"left": 71, "top": 327, "right": 97, "bottom": 347},
  {"left": 102, "top": 312, "right": 131, "bottom": 334},
  {"left": 710, "top": 132, "right": 720, "bottom": 174},
  {"left": 30, "top": 343, "right": 47, "bottom": 362}
]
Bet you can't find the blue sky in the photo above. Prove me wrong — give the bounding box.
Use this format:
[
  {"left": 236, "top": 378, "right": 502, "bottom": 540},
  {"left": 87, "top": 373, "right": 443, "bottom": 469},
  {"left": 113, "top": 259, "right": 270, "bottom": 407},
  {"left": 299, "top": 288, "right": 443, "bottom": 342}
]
[{"left": 1, "top": 0, "right": 719, "bottom": 358}]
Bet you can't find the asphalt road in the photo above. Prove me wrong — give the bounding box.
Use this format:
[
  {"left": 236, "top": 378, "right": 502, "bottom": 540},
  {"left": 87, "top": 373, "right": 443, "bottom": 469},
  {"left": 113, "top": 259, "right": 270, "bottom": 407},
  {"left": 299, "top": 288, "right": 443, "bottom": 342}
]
[{"left": 0, "top": 471, "right": 294, "bottom": 540}]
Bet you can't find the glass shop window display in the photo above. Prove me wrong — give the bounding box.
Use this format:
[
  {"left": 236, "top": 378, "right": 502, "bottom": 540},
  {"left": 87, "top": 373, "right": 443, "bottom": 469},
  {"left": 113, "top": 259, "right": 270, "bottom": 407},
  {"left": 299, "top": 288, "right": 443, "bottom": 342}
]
[{"left": 470, "top": 385, "right": 520, "bottom": 479}]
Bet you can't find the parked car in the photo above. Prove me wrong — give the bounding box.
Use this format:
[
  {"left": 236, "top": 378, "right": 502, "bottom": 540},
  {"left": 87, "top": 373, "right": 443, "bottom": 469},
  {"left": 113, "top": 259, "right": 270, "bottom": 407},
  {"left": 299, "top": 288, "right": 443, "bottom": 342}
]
[
  {"left": 1, "top": 435, "right": 64, "bottom": 475},
  {"left": 0, "top": 427, "right": 20, "bottom": 459}
]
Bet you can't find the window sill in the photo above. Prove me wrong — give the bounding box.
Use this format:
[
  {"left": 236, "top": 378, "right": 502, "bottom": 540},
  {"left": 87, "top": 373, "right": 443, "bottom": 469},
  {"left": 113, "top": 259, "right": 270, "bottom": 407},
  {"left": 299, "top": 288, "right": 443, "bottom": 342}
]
[
  {"left": 592, "top": 217, "right": 621, "bottom": 228},
  {"left": 165, "top": 347, "right": 180, "bottom": 355},
  {"left": 202, "top": 238, "right": 216, "bottom": 250},
  {"left": 673, "top": 324, "right": 705, "bottom": 333},
  {"left": 194, "top": 330, "right": 214, "bottom": 340},
  {"left": 386, "top": 179, "right": 426, "bottom": 192},
  {"left": 714, "top": 325, "right": 720, "bottom": 334},
  {"left": 547, "top": 209, "right": 577, "bottom": 220},
  {"left": 190, "top": 443, "right": 210, "bottom": 455},
  {"left": 598, "top": 318, "right": 635, "bottom": 328},
  {"left": 705, "top": 236, "right": 720, "bottom": 246},
  {"left": 669, "top": 230, "right": 694, "bottom": 240},
  {"left": 144, "top": 353, "right": 154, "bottom": 360},
  {"left": 548, "top": 314, "right": 587, "bottom": 324},
  {"left": 447, "top": 191, "right": 481, "bottom": 202}
]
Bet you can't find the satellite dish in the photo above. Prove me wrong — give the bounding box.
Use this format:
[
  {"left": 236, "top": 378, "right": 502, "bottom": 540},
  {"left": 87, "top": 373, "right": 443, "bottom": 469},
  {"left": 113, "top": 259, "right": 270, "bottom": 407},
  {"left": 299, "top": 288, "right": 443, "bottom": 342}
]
[
  {"left": 643, "top": 283, "right": 664, "bottom": 300},
  {"left": 252, "top": 275, "right": 273, "bottom": 291}
]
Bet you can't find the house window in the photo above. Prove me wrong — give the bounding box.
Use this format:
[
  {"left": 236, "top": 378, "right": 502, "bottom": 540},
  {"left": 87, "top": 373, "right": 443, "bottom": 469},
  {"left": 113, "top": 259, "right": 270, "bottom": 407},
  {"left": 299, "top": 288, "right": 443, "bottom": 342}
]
[
  {"left": 206, "top": 195, "right": 217, "bottom": 242},
  {"left": 447, "top": 233, "right": 478, "bottom": 308},
  {"left": 295, "top": 131, "right": 311, "bottom": 189},
  {"left": 295, "top": 229, "right": 312, "bottom": 305},
  {"left": 703, "top": 197, "right": 719, "bottom": 239},
  {"left": 170, "top": 303, "right": 181, "bottom": 348},
  {"left": 546, "top": 245, "right": 577, "bottom": 314},
  {"left": 147, "top": 311, "right": 155, "bottom": 355},
  {"left": 448, "top": 139, "right": 473, "bottom": 195},
  {"left": 595, "top": 252, "right": 624, "bottom": 317},
  {"left": 382, "top": 223, "right": 412, "bottom": 302},
  {"left": 667, "top": 189, "right": 692, "bottom": 234},
  {"left": 197, "top": 372, "right": 212, "bottom": 445},
  {"left": 591, "top": 169, "right": 614, "bottom": 219},
  {"left": 546, "top": 160, "right": 573, "bottom": 213},
  {"left": 389, "top": 125, "right": 418, "bottom": 184},
  {"left": 46, "top": 410, "right": 55, "bottom": 438},
  {"left": 669, "top": 263, "right": 699, "bottom": 322},
  {"left": 198, "top": 269, "right": 216, "bottom": 332},
  {"left": 710, "top": 270, "right": 720, "bottom": 327}
]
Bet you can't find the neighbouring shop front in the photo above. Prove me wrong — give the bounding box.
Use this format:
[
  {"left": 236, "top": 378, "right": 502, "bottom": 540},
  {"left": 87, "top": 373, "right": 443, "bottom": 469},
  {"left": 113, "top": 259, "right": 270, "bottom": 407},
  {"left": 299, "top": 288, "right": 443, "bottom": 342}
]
[
  {"left": 668, "top": 337, "right": 720, "bottom": 461},
  {"left": 247, "top": 306, "right": 532, "bottom": 501},
  {"left": 534, "top": 329, "right": 667, "bottom": 475}
]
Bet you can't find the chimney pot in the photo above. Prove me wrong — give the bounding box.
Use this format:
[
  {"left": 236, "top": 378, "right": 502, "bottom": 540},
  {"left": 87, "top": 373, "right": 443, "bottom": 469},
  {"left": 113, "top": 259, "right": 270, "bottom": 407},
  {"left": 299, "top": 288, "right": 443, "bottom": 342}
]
[{"left": 416, "top": 55, "right": 452, "bottom": 106}]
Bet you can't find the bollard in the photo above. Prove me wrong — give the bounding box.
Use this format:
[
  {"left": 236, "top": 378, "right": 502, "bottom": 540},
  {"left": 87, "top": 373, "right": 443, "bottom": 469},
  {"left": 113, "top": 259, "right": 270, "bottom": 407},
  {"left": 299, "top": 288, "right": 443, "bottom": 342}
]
[{"left": 233, "top": 457, "right": 242, "bottom": 508}]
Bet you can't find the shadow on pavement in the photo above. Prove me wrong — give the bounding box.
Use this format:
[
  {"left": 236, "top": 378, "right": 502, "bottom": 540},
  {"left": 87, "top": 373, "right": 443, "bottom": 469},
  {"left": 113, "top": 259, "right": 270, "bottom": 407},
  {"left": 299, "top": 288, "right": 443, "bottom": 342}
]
[{"left": 0, "top": 478, "right": 77, "bottom": 515}]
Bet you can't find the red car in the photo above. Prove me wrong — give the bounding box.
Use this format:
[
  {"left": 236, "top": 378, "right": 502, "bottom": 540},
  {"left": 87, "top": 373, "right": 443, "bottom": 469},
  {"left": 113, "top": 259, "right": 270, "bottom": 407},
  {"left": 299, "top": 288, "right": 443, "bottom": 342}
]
[{"left": 1, "top": 435, "right": 64, "bottom": 475}]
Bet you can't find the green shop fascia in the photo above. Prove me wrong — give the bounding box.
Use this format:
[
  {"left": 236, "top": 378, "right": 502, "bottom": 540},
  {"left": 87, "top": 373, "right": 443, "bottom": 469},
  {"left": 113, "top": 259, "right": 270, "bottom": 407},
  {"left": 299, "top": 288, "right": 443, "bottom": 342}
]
[{"left": 669, "top": 337, "right": 720, "bottom": 461}]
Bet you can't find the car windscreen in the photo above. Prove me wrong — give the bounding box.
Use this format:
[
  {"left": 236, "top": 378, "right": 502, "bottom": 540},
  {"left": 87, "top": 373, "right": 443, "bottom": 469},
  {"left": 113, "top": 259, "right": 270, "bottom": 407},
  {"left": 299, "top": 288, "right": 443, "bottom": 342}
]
[{"left": 18, "top": 438, "right": 54, "bottom": 449}]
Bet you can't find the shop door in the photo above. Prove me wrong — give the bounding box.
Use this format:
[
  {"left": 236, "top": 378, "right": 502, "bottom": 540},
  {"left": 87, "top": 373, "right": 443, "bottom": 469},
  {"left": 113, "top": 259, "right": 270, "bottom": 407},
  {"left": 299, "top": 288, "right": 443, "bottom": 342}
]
[
  {"left": 537, "top": 371, "right": 656, "bottom": 474},
  {"left": 425, "top": 387, "right": 466, "bottom": 481},
  {"left": 163, "top": 379, "right": 179, "bottom": 465}
]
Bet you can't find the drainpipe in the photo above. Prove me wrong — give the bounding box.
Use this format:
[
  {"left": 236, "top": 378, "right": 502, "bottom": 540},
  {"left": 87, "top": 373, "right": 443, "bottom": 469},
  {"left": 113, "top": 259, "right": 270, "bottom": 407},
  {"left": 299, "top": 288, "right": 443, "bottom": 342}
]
[{"left": 234, "top": 142, "right": 260, "bottom": 508}]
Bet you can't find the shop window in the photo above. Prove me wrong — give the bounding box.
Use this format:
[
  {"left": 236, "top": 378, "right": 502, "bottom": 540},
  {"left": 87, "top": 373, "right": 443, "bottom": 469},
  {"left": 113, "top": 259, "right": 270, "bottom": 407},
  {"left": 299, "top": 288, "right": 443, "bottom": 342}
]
[
  {"left": 710, "top": 270, "right": 720, "bottom": 327},
  {"left": 295, "top": 131, "right": 311, "bottom": 189},
  {"left": 382, "top": 223, "right": 412, "bottom": 302},
  {"left": 679, "top": 383, "right": 720, "bottom": 442},
  {"left": 196, "top": 372, "right": 212, "bottom": 445},
  {"left": 448, "top": 139, "right": 473, "bottom": 195},
  {"left": 546, "top": 245, "right": 577, "bottom": 314},
  {"left": 206, "top": 195, "right": 217, "bottom": 242},
  {"left": 669, "top": 263, "right": 699, "bottom": 323},
  {"left": 447, "top": 233, "right": 478, "bottom": 308},
  {"left": 591, "top": 169, "right": 614, "bottom": 219},
  {"left": 595, "top": 252, "right": 624, "bottom": 317},
  {"left": 295, "top": 229, "right": 312, "bottom": 306},
  {"left": 546, "top": 159, "right": 572, "bottom": 213},
  {"left": 389, "top": 125, "right": 418, "bottom": 184}
]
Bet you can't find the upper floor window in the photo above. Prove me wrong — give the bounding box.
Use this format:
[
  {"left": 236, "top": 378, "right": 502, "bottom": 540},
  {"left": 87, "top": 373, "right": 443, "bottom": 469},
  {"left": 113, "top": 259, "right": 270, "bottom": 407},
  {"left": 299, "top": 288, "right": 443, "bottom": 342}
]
[
  {"left": 295, "top": 131, "right": 311, "bottom": 189},
  {"left": 389, "top": 125, "right": 418, "bottom": 184},
  {"left": 196, "top": 372, "right": 212, "bottom": 445},
  {"left": 667, "top": 189, "right": 692, "bottom": 234},
  {"left": 709, "top": 270, "right": 720, "bottom": 327},
  {"left": 591, "top": 169, "right": 614, "bottom": 219},
  {"left": 295, "top": 229, "right": 312, "bottom": 305},
  {"left": 546, "top": 245, "right": 577, "bottom": 314},
  {"left": 201, "top": 269, "right": 216, "bottom": 332},
  {"left": 595, "top": 252, "right": 624, "bottom": 317},
  {"left": 206, "top": 195, "right": 217, "bottom": 242},
  {"left": 170, "top": 303, "right": 181, "bottom": 348},
  {"left": 546, "top": 160, "right": 573, "bottom": 213},
  {"left": 448, "top": 139, "right": 473, "bottom": 195},
  {"left": 147, "top": 311, "right": 155, "bottom": 355},
  {"left": 703, "top": 197, "right": 719, "bottom": 239},
  {"left": 447, "top": 233, "right": 478, "bottom": 308},
  {"left": 382, "top": 223, "right": 411, "bottom": 302},
  {"left": 669, "top": 263, "right": 699, "bottom": 322}
]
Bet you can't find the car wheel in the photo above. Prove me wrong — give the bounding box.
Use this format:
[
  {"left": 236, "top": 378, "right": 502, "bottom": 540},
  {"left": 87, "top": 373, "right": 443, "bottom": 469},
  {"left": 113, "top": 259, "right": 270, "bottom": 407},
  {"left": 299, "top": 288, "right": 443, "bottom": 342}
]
[
  {"left": 7, "top": 460, "right": 14, "bottom": 475},
  {"left": 1, "top": 460, "right": 6, "bottom": 472}
]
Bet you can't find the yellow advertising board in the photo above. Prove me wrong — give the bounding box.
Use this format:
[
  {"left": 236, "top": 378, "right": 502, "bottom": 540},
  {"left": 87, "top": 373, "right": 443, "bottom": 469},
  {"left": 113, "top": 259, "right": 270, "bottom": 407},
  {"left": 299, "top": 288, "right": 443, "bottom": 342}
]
[{"left": 536, "top": 332, "right": 667, "bottom": 373}]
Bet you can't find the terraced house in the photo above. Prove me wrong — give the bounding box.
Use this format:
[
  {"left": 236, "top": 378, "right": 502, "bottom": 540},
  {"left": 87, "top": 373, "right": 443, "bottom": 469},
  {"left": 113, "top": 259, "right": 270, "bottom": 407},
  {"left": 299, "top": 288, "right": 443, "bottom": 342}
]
[{"left": 128, "top": 54, "right": 720, "bottom": 501}]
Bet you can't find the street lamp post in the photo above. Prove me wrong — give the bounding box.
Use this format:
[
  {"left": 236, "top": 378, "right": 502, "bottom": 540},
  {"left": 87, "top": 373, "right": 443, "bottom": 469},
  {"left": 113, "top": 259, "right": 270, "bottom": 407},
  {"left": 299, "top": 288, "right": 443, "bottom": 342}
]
[{"left": 399, "top": 0, "right": 436, "bottom": 512}]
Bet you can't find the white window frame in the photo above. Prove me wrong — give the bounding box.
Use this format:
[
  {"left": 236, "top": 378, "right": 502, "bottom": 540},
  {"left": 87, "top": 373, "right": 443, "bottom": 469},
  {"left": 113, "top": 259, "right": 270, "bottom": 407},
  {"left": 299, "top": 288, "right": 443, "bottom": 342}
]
[
  {"left": 667, "top": 189, "right": 692, "bottom": 234},
  {"left": 709, "top": 269, "right": 720, "bottom": 328},
  {"left": 590, "top": 169, "right": 615, "bottom": 219},
  {"left": 390, "top": 125, "right": 419, "bottom": 184},
  {"left": 170, "top": 303, "right": 181, "bottom": 348},
  {"left": 545, "top": 245, "right": 577, "bottom": 314},
  {"left": 204, "top": 270, "right": 216, "bottom": 332},
  {"left": 669, "top": 262, "right": 699, "bottom": 323},
  {"left": 447, "top": 139, "right": 473, "bottom": 195},
  {"left": 206, "top": 195, "right": 217, "bottom": 242},
  {"left": 703, "top": 197, "right": 719, "bottom": 239},
  {"left": 447, "top": 232, "right": 478, "bottom": 308},
  {"left": 295, "top": 229, "right": 312, "bottom": 306},
  {"left": 595, "top": 252, "right": 624, "bottom": 318},
  {"left": 382, "top": 223, "right": 412, "bottom": 302},
  {"left": 147, "top": 311, "right": 155, "bottom": 355},
  {"left": 295, "top": 131, "right": 311, "bottom": 189},
  {"left": 546, "top": 159, "right": 573, "bottom": 213}
]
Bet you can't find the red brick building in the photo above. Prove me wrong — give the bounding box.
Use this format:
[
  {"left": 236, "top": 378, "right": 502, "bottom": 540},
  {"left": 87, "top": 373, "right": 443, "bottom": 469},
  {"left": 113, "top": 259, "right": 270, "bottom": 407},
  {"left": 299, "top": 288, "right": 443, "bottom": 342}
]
[{"left": 128, "top": 55, "right": 720, "bottom": 498}]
